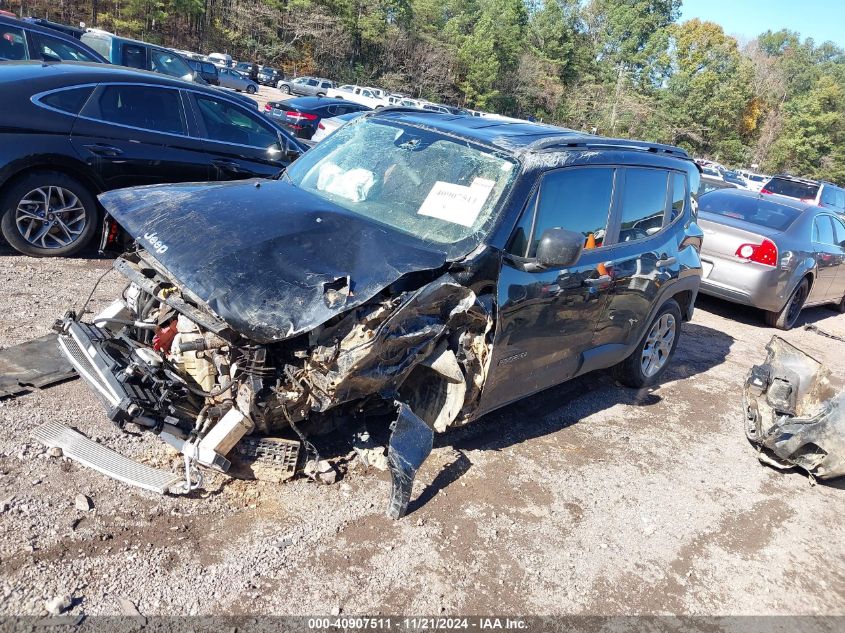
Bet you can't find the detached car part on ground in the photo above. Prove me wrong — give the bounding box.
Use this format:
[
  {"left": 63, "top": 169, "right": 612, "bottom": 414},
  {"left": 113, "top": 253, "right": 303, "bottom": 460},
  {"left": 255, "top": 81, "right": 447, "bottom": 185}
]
[
  {"left": 744, "top": 336, "right": 845, "bottom": 481},
  {"left": 52, "top": 111, "right": 703, "bottom": 518}
]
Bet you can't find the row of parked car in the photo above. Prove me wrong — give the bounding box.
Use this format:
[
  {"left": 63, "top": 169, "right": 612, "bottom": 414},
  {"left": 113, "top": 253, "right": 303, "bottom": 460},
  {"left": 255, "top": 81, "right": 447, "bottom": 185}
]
[{"left": 2, "top": 13, "right": 844, "bottom": 338}]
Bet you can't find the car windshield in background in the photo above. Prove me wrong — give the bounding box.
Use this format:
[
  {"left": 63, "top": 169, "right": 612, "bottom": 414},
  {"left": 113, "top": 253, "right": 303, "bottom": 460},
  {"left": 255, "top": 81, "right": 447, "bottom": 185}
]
[
  {"left": 284, "top": 118, "right": 518, "bottom": 246},
  {"left": 700, "top": 191, "right": 801, "bottom": 231},
  {"left": 765, "top": 177, "right": 819, "bottom": 200}
]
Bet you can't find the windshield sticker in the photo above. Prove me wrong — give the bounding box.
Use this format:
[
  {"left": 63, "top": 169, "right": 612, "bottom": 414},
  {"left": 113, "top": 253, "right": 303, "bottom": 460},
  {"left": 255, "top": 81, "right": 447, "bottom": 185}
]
[
  {"left": 316, "top": 163, "right": 375, "bottom": 202},
  {"left": 417, "top": 179, "right": 495, "bottom": 227}
]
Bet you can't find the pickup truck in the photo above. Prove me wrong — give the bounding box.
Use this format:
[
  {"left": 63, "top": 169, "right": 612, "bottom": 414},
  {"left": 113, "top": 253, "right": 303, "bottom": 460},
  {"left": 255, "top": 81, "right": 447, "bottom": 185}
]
[{"left": 326, "top": 84, "right": 386, "bottom": 109}]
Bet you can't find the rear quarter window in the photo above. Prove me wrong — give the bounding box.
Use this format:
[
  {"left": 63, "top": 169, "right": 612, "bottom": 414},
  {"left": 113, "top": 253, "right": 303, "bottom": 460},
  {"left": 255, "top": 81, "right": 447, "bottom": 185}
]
[
  {"left": 700, "top": 192, "right": 801, "bottom": 231},
  {"left": 39, "top": 86, "right": 95, "bottom": 114}
]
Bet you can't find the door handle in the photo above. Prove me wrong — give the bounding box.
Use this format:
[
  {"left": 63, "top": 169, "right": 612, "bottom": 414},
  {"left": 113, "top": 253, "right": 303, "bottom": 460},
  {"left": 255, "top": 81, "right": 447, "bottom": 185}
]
[
  {"left": 583, "top": 275, "right": 612, "bottom": 287},
  {"left": 656, "top": 256, "right": 677, "bottom": 268},
  {"left": 83, "top": 143, "right": 123, "bottom": 157}
]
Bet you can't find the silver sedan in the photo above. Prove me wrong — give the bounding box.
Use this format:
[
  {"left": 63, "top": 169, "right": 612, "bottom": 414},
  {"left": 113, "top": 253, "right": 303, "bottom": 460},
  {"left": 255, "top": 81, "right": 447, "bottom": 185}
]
[
  {"left": 698, "top": 189, "right": 845, "bottom": 329},
  {"left": 217, "top": 67, "right": 258, "bottom": 94}
]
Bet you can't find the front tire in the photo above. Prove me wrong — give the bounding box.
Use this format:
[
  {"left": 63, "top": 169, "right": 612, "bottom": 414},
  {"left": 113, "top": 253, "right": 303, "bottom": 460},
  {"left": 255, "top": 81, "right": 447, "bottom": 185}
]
[
  {"left": 0, "top": 171, "right": 98, "bottom": 257},
  {"left": 613, "top": 299, "right": 683, "bottom": 388},
  {"left": 246, "top": 84, "right": 257, "bottom": 94},
  {"left": 765, "top": 278, "right": 809, "bottom": 330}
]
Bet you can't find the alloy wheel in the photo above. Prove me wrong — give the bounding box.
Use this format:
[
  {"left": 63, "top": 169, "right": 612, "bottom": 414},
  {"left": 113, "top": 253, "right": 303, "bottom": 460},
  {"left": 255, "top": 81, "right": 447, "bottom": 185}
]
[
  {"left": 640, "top": 313, "right": 676, "bottom": 378},
  {"left": 15, "top": 186, "right": 88, "bottom": 250}
]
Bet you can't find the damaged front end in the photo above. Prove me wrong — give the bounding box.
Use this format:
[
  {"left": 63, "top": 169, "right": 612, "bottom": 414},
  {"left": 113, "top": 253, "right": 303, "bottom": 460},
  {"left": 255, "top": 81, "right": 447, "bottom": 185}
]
[
  {"left": 54, "top": 249, "right": 493, "bottom": 517},
  {"left": 743, "top": 336, "right": 845, "bottom": 481}
]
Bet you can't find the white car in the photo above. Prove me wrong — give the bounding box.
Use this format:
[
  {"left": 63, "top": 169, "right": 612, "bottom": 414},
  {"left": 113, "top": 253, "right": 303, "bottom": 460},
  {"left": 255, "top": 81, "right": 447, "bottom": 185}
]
[
  {"left": 311, "top": 111, "right": 367, "bottom": 142},
  {"left": 739, "top": 171, "right": 769, "bottom": 193},
  {"left": 326, "top": 85, "right": 386, "bottom": 109}
]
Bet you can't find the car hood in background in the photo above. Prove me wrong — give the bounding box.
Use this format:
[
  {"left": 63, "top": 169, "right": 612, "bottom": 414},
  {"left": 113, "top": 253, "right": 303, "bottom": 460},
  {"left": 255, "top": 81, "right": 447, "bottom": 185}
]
[{"left": 99, "top": 180, "right": 448, "bottom": 342}]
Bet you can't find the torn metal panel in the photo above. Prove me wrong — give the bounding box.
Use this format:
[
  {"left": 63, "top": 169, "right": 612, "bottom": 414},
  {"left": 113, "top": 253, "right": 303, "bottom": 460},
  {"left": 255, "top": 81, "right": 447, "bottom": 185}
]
[
  {"left": 387, "top": 402, "right": 434, "bottom": 519},
  {"left": 0, "top": 334, "right": 76, "bottom": 398},
  {"left": 744, "top": 336, "right": 845, "bottom": 479},
  {"left": 301, "top": 274, "right": 479, "bottom": 411}
]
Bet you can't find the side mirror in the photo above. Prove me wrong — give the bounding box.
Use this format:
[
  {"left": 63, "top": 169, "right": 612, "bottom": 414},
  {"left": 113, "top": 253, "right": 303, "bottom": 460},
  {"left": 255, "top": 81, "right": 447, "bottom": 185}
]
[{"left": 535, "top": 228, "right": 584, "bottom": 269}]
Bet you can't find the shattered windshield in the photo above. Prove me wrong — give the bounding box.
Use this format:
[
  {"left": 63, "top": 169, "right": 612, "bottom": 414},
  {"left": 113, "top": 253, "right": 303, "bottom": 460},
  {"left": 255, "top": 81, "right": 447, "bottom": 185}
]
[{"left": 284, "top": 117, "right": 518, "bottom": 246}]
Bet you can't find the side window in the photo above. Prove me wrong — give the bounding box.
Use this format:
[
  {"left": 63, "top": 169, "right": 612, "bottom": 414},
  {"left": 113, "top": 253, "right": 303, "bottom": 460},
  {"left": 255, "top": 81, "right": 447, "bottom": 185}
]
[
  {"left": 670, "top": 172, "right": 686, "bottom": 222},
  {"left": 835, "top": 188, "right": 845, "bottom": 211},
  {"left": 97, "top": 85, "right": 185, "bottom": 135},
  {"left": 40, "top": 86, "right": 95, "bottom": 114},
  {"left": 619, "top": 168, "right": 669, "bottom": 243},
  {"left": 121, "top": 44, "right": 146, "bottom": 69},
  {"left": 306, "top": 79, "right": 319, "bottom": 86},
  {"left": 821, "top": 186, "right": 839, "bottom": 207},
  {"left": 321, "top": 82, "right": 332, "bottom": 89},
  {"left": 0, "top": 25, "right": 28, "bottom": 60},
  {"left": 517, "top": 168, "right": 615, "bottom": 258},
  {"left": 32, "top": 33, "right": 100, "bottom": 62},
  {"left": 813, "top": 216, "right": 836, "bottom": 245},
  {"left": 202, "top": 62, "right": 215, "bottom": 74},
  {"left": 150, "top": 49, "right": 192, "bottom": 79},
  {"left": 195, "top": 95, "right": 280, "bottom": 148},
  {"left": 831, "top": 216, "right": 845, "bottom": 247}
]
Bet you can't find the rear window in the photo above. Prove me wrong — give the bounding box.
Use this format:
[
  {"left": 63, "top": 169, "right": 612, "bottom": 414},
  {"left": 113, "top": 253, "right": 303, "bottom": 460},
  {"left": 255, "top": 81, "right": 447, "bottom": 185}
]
[
  {"left": 764, "top": 177, "right": 819, "bottom": 200},
  {"left": 700, "top": 191, "right": 801, "bottom": 231}
]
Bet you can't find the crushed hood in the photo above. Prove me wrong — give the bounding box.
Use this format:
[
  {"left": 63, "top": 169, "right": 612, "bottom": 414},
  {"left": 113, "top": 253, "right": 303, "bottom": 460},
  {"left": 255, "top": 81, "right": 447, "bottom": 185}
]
[{"left": 99, "top": 180, "right": 448, "bottom": 342}]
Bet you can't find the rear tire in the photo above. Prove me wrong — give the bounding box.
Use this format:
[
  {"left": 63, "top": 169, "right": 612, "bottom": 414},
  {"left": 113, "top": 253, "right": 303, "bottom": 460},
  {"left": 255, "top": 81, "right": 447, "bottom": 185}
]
[
  {"left": 0, "top": 171, "right": 98, "bottom": 257},
  {"left": 280, "top": 84, "right": 291, "bottom": 94},
  {"left": 765, "top": 278, "right": 809, "bottom": 330},
  {"left": 612, "top": 299, "right": 682, "bottom": 389}
]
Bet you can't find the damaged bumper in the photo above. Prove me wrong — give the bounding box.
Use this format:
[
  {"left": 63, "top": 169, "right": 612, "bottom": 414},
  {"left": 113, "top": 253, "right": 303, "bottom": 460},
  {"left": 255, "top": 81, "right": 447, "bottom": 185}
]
[
  {"left": 50, "top": 252, "right": 492, "bottom": 517},
  {"left": 743, "top": 336, "right": 845, "bottom": 480}
]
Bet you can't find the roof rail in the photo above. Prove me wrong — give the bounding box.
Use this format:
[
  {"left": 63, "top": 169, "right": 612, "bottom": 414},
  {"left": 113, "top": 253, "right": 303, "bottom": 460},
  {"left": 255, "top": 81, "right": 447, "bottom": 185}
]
[{"left": 525, "top": 136, "right": 690, "bottom": 159}]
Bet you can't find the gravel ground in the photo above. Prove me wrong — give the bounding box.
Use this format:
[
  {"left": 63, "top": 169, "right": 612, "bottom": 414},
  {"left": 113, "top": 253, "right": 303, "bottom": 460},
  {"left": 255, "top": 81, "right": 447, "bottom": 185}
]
[{"left": 1, "top": 240, "right": 844, "bottom": 618}]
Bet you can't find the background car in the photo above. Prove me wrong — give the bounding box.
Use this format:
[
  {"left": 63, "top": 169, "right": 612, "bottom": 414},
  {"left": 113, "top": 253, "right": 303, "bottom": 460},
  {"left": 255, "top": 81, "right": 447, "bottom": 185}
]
[
  {"left": 699, "top": 176, "right": 737, "bottom": 196},
  {"left": 80, "top": 30, "right": 197, "bottom": 82},
  {"left": 263, "top": 96, "right": 370, "bottom": 139},
  {"left": 721, "top": 170, "right": 747, "bottom": 188},
  {"left": 257, "top": 66, "right": 283, "bottom": 86},
  {"left": 310, "top": 110, "right": 367, "bottom": 142},
  {"left": 0, "top": 62, "right": 306, "bottom": 257},
  {"left": 217, "top": 66, "right": 258, "bottom": 93},
  {"left": 697, "top": 189, "right": 845, "bottom": 329},
  {"left": 186, "top": 57, "right": 219, "bottom": 85},
  {"left": 326, "top": 84, "right": 385, "bottom": 108},
  {"left": 762, "top": 174, "right": 845, "bottom": 214},
  {"left": 738, "top": 170, "right": 769, "bottom": 193},
  {"left": 276, "top": 76, "right": 334, "bottom": 97},
  {"left": 0, "top": 15, "right": 106, "bottom": 62}
]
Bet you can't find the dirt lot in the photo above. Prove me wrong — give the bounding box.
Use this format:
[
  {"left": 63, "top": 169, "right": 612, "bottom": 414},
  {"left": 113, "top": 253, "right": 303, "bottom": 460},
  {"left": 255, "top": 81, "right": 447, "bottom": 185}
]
[{"left": 1, "top": 240, "right": 844, "bottom": 617}]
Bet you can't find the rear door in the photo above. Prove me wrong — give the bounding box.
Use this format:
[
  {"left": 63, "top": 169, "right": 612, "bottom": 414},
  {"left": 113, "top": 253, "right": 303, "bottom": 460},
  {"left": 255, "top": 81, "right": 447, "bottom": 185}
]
[
  {"left": 187, "top": 91, "right": 294, "bottom": 179},
  {"left": 827, "top": 214, "right": 845, "bottom": 302},
  {"left": 71, "top": 83, "right": 211, "bottom": 189},
  {"left": 810, "top": 214, "right": 841, "bottom": 302},
  {"left": 480, "top": 166, "right": 618, "bottom": 412},
  {"left": 591, "top": 167, "right": 681, "bottom": 349}
]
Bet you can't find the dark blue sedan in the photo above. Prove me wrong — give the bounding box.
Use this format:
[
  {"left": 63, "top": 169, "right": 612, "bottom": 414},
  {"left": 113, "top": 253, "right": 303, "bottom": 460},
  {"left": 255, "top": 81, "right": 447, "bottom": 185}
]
[{"left": 263, "top": 96, "right": 370, "bottom": 139}]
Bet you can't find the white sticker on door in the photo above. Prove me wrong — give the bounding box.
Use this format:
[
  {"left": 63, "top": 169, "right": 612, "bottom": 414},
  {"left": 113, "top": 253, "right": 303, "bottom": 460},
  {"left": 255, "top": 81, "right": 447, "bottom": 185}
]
[{"left": 417, "top": 179, "right": 495, "bottom": 227}]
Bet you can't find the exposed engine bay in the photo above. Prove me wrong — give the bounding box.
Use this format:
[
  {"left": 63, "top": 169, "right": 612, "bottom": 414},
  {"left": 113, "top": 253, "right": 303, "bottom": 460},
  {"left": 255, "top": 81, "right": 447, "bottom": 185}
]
[{"left": 54, "top": 251, "right": 493, "bottom": 518}]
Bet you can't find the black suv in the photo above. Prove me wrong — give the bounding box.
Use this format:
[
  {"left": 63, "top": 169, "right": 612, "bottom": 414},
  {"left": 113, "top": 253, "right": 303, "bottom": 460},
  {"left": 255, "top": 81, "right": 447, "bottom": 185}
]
[
  {"left": 0, "top": 62, "right": 306, "bottom": 257},
  {"left": 57, "top": 110, "right": 703, "bottom": 517}
]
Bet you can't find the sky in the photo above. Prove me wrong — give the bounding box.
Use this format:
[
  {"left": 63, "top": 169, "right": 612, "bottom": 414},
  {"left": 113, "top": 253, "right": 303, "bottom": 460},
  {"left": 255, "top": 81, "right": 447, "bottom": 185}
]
[{"left": 680, "top": 0, "right": 845, "bottom": 48}]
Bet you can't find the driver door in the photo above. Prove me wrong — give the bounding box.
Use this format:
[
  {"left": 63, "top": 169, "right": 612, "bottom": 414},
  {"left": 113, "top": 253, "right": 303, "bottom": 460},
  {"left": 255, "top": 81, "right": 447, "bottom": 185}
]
[{"left": 479, "top": 166, "right": 619, "bottom": 413}]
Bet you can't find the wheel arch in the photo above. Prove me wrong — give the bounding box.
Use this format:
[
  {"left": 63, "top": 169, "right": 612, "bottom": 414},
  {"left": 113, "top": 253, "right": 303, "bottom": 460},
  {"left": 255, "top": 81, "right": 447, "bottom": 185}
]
[{"left": 0, "top": 158, "right": 105, "bottom": 205}]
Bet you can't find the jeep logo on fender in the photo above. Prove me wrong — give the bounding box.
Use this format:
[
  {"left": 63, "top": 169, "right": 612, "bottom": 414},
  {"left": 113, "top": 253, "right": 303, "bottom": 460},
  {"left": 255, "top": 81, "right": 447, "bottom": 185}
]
[{"left": 143, "top": 232, "right": 168, "bottom": 255}]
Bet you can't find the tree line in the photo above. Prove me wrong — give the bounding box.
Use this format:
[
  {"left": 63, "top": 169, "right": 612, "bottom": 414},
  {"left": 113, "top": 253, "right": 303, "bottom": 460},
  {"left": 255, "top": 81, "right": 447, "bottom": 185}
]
[{"left": 6, "top": 0, "right": 845, "bottom": 183}]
